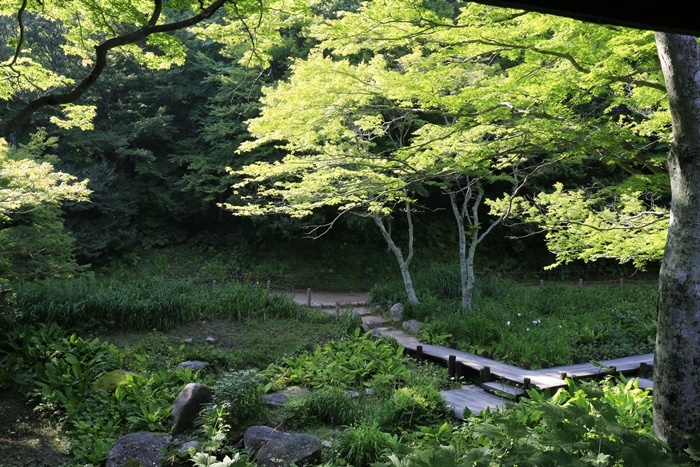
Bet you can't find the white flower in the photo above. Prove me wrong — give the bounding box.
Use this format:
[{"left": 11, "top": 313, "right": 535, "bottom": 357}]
[
  {"left": 507, "top": 321, "right": 511, "bottom": 326},
  {"left": 526, "top": 327, "right": 530, "bottom": 331},
  {"left": 558, "top": 325, "right": 563, "bottom": 328},
  {"left": 517, "top": 313, "right": 522, "bottom": 317},
  {"left": 533, "top": 320, "right": 537, "bottom": 324}
]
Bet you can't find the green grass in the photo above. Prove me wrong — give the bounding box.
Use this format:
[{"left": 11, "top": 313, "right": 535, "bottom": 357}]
[
  {"left": 372, "top": 274, "right": 658, "bottom": 367},
  {"left": 8, "top": 278, "right": 301, "bottom": 332}
]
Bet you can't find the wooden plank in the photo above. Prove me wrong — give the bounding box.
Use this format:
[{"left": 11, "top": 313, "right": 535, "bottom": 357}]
[
  {"left": 442, "top": 386, "right": 505, "bottom": 418},
  {"left": 413, "top": 344, "right": 568, "bottom": 389},
  {"left": 482, "top": 381, "right": 526, "bottom": 399},
  {"left": 533, "top": 354, "right": 654, "bottom": 380},
  {"left": 373, "top": 326, "right": 653, "bottom": 392}
]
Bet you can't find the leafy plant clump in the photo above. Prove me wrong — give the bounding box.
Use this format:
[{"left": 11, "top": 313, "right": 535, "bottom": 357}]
[
  {"left": 333, "top": 423, "right": 399, "bottom": 467},
  {"left": 262, "top": 328, "right": 406, "bottom": 390},
  {"left": 283, "top": 389, "right": 359, "bottom": 427},
  {"left": 0, "top": 323, "right": 199, "bottom": 464},
  {"left": 382, "top": 378, "right": 700, "bottom": 466}
]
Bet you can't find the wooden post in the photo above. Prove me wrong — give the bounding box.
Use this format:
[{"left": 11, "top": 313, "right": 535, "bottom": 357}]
[
  {"left": 539, "top": 279, "right": 544, "bottom": 289},
  {"left": 266, "top": 279, "right": 271, "bottom": 293},
  {"left": 640, "top": 362, "right": 650, "bottom": 377},
  {"left": 483, "top": 366, "right": 491, "bottom": 382},
  {"left": 455, "top": 361, "right": 465, "bottom": 381},
  {"left": 560, "top": 371, "right": 568, "bottom": 380},
  {"left": 335, "top": 301, "right": 340, "bottom": 320},
  {"left": 620, "top": 277, "right": 624, "bottom": 287},
  {"left": 448, "top": 355, "right": 456, "bottom": 378},
  {"left": 523, "top": 377, "right": 531, "bottom": 390},
  {"left": 212, "top": 279, "right": 217, "bottom": 287},
  {"left": 578, "top": 278, "right": 583, "bottom": 288},
  {"left": 416, "top": 345, "right": 423, "bottom": 363},
  {"left": 307, "top": 288, "right": 312, "bottom": 307}
]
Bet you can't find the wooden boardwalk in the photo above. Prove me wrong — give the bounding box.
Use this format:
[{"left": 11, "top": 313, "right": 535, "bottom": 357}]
[{"left": 370, "top": 326, "right": 654, "bottom": 418}]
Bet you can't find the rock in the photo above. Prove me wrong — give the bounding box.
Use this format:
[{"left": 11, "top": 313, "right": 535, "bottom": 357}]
[
  {"left": 402, "top": 319, "right": 423, "bottom": 334},
  {"left": 170, "top": 383, "right": 212, "bottom": 434},
  {"left": 389, "top": 303, "right": 404, "bottom": 322},
  {"left": 176, "top": 360, "right": 210, "bottom": 371},
  {"left": 262, "top": 386, "right": 309, "bottom": 408},
  {"left": 105, "top": 432, "right": 171, "bottom": 467},
  {"left": 244, "top": 426, "right": 322, "bottom": 467},
  {"left": 176, "top": 440, "right": 201, "bottom": 459},
  {"left": 181, "top": 338, "right": 193, "bottom": 344},
  {"left": 205, "top": 336, "right": 217, "bottom": 343}
]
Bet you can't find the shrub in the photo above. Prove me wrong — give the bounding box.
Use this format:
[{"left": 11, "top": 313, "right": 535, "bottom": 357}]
[
  {"left": 283, "top": 389, "right": 358, "bottom": 427},
  {"left": 207, "top": 370, "right": 267, "bottom": 428},
  {"left": 333, "top": 424, "right": 398, "bottom": 467},
  {"left": 376, "top": 386, "right": 445, "bottom": 432},
  {"left": 262, "top": 329, "right": 405, "bottom": 390}
]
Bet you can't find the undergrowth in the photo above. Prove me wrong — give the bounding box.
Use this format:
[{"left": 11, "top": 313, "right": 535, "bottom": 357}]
[{"left": 372, "top": 273, "right": 657, "bottom": 367}]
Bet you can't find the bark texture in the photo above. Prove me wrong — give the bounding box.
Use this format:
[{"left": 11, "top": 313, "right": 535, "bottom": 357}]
[
  {"left": 373, "top": 206, "right": 419, "bottom": 305},
  {"left": 653, "top": 32, "right": 700, "bottom": 450}
]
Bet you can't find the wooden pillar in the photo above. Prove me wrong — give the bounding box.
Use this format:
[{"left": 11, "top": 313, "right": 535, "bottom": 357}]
[
  {"left": 455, "top": 361, "right": 465, "bottom": 381},
  {"left": 307, "top": 288, "right": 312, "bottom": 307},
  {"left": 448, "top": 355, "right": 456, "bottom": 378},
  {"left": 266, "top": 279, "right": 271, "bottom": 293},
  {"left": 416, "top": 345, "right": 423, "bottom": 363}
]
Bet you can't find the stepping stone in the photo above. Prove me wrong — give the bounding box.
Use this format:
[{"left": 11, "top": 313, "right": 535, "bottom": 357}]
[{"left": 361, "top": 315, "right": 388, "bottom": 328}]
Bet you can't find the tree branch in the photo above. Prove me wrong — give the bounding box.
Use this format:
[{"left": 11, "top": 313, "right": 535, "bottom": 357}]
[{"left": 2, "top": 0, "right": 230, "bottom": 139}]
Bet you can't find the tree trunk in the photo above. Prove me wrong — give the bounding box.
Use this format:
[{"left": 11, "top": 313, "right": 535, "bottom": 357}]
[
  {"left": 449, "top": 192, "right": 470, "bottom": 309},
  {"left": 653, "top": 32, "right": 700, "bottom": 451},
  {"left": 373, "top": 207, "right": 419, "bottom": 305}
]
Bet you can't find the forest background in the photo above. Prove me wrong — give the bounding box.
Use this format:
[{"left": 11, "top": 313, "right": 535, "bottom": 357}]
[{"left": 0, "top": 0, "right": 669, "bottom": 292}]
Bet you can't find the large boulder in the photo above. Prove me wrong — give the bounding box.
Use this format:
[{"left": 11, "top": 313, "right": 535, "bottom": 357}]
[
  {"left": 170, "top": 383, "right": 212, "bottom": 434},
  {"left": 105, "top": 432, "right": 171, "bottom": 467},
  {"left": 244, "top": 425, "right": 321, "bottom": 467}
]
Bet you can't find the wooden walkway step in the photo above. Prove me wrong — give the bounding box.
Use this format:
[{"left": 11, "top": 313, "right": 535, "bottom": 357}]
[
  {"left": 371, "top": 322, "right": 654, "bottom": 418},
  {"left": 481, "top": 381, "right": 526, "bottom": 399},
  {"left": 442, "top": 385, "right": 506, "bottom": 418},
  {"left": 532, "top": 354, "right": 654, "bottom": 380}
]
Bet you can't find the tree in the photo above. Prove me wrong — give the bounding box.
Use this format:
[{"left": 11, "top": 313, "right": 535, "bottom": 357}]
[
  {"left": 0, "top": 136, "right": 90, "bottom": 282},
  {"left": 0, "top": 0, "right": 244, "bottom": 139},
  {"left": 651, "top": 32, "right": 700, "bottom": 451}
]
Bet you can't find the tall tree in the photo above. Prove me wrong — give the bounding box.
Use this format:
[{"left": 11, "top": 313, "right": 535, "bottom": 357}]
[{"left": 652, "top": 32, "right": 700, "bottom": 451}]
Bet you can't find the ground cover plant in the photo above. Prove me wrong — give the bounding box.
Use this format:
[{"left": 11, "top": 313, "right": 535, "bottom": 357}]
[
  {"left": 372, "top": 271, "right": 657, "bottom": 368},
  {"left": 0, "top": 280, "right": 343, "bottom": 465},
  {"left": 3, "top": 276, "right": 693, "bottom": 466}
]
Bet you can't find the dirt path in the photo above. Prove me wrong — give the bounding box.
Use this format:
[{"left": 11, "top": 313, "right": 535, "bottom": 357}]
[{"left": 286, "top": 289, "right": 371, "bottom": 307}]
